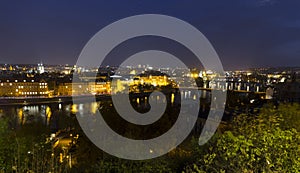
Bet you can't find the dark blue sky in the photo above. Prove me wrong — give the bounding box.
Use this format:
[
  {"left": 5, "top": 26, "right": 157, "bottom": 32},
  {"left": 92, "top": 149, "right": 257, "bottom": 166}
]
[{"left": 0, "top": 0, "right": 299, "bottom": 70}]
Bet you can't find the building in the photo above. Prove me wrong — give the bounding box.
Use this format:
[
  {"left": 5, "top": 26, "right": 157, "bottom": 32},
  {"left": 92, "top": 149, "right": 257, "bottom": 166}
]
[
  {"left": 132, "top": 71, "right": 170, "bottom": 87},
  {"left": 37, "top": 63, "right": 45, "bottom": 74},
  {"left": 57, "top": 81, "right": 111, "bottom": 96},
  {"left": 111, "top": 79, "right": 127, "bottom": 94},
  {"left": 57, "top": 83, "right": 88, "bottom": 96},
  {"left": 88, "top": 81, "right": 111, "bottom": 94},
  {"left": 0, "top": 79, "right": 49, "bottom": 97}
]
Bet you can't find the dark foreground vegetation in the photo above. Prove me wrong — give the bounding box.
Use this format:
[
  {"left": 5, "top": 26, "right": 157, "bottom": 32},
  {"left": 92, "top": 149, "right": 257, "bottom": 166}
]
[{"left": 0, "top": 103, "right": 299, "bottom": 172}]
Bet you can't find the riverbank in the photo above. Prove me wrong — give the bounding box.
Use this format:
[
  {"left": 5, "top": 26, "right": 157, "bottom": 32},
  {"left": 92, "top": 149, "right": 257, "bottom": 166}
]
[{"left": 0, "top": 95, "right": 111, "bottom": 106}]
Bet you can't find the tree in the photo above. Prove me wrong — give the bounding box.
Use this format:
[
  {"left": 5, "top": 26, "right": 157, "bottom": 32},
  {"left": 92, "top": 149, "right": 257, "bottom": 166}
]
[
  {"left": 87, "top": 158, "right": 173, "bottom": 173},
  {"left": 0, "top": 118, "right": 15, "bottom": 172},
  {"left": 184, "top": 103, "right": 300, "bottom": 173},
  {"left": 0, "top": 117, "right": 53, "bottom": 172}
]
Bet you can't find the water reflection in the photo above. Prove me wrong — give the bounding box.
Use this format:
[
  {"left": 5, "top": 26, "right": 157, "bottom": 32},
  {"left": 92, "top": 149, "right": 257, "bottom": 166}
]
[
  {"left": 18, "top": 108, "right": 24, "bottom": 124},
  {"left": 91, "top": 102, "right": 98, "bottom": 114},
  {"left": 0, "top": 90, "right": 212, "bottom": 131},
  {"left": 71, "top": 104, "right": 78, "bottom": 114},
  {"left": 46, "top": 106, "right": 52, "bottom": 125}
]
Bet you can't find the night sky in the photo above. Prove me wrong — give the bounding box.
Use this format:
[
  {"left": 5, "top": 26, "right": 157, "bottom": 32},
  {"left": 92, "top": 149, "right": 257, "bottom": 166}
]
[{"left": 0, "top": 0, "right": 300, "bottom": 70}]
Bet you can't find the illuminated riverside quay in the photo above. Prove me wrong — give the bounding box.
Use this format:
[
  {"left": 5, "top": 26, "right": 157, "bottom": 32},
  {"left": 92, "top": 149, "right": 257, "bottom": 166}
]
[{"left": 0, "top": 84, "right": 267, "bottom": 128}]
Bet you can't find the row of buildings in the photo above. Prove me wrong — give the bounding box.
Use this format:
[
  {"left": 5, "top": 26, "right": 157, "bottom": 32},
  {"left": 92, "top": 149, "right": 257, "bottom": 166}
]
[
  {"left": 0, "top": 80, "right": 111, "bottom": 97},
  {"left": 0, "top": 72, "right": 170, "bottom": 97},
  {"left": 0, "top": 79, "right": 49, "bottom": 97},
  {"left": 1, "top": 64, "right": 299, "bottom": 101},
  {"left": 57, "top": 73, "right": 171, "bottom": 95}
]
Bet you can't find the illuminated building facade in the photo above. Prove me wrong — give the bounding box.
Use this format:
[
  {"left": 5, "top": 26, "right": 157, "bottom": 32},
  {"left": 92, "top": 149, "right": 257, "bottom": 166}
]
[
  {"left": 57, "top": 82, "right": 111, "bottom": 96},
  {"left": 88, "top": 81, "right": 111, "bottom": 95},
  {"left": 0, "top": 80, "right": 49, "bottom": 97},
  {"left": 37, "top": 63, "right": 45, "bottom": 74},
  {"left": 57, "top": 83, "right": 88, "bottom": 96},
  {"left": 133, "top": 74, "right": 170, "bottom": 87}
]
